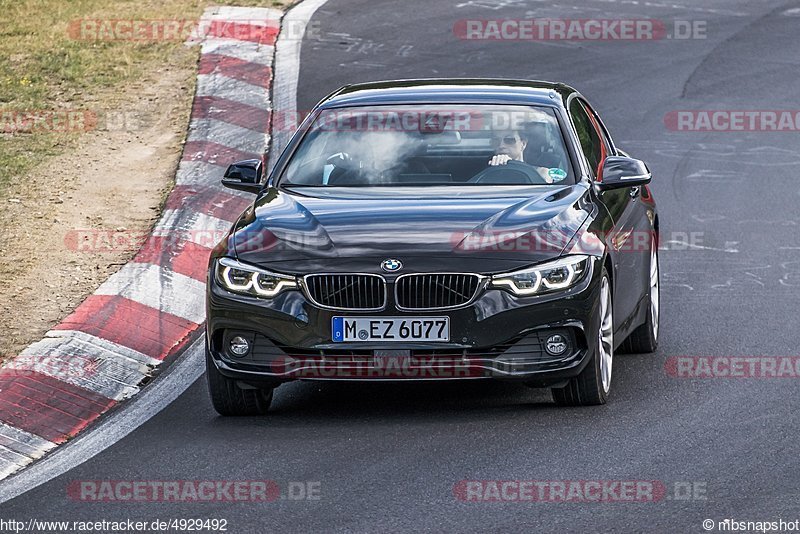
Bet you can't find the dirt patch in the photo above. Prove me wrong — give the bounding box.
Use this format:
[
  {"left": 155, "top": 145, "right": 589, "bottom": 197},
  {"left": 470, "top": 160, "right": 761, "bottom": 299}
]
[{"left": 0, "top": 64, "right": 196, "bottom": 361}]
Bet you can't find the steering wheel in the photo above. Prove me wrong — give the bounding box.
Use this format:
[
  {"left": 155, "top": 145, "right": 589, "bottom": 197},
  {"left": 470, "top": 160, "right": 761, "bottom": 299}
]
[
  {"left": 326, "top": 152, "right": 355, "bottom": 169},
  {"left": 325, "top": 152, "right": 364, "bottom": 185},
  {"left": 468, "top": 160, "right": 549, "bottom": 185}
]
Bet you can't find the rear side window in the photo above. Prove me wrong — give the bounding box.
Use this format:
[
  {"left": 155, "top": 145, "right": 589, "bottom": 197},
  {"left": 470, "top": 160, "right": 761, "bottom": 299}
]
[{"left": 568, "top": 99, "right": 604, "bottom": 178}]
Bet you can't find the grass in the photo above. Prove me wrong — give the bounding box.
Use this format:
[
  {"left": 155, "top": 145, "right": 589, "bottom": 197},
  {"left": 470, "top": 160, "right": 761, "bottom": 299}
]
[{"left": 0, "top": 0, "right": 293, "bottom": 192}]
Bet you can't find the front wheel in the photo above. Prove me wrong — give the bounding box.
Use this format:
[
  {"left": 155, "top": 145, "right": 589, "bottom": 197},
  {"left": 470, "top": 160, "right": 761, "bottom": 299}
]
[
  {"left": 552, "top": 269, "right": 613, "bottom": 406},
  {"left": 620, "top": 239, "right": 659, "bottom": 354},
  {"left": 206, "top": 349, "right": 274, "bottom": 416}
]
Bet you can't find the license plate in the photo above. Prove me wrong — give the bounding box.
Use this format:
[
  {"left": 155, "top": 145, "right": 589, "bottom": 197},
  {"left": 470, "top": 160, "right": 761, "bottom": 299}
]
[{"left": 332, "top": 317, "right": 450, "bottom": 342}]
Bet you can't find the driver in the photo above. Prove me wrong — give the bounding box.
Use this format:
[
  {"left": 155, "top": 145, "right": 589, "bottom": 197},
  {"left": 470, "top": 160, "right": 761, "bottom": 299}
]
[{"left": 488, "top": 130, "right": 553, "bottom": 183}]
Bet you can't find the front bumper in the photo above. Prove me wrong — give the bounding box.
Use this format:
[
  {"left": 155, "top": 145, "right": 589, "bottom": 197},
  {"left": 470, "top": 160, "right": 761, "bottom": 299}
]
[{"left": 206, "top": 257, "right": 603, "bottom": 387}]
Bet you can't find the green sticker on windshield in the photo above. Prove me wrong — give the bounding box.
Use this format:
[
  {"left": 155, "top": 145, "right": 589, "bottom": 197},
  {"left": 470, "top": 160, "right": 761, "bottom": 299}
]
[{"left": 548, "top": 168, "right": 567, "bottom": 182}]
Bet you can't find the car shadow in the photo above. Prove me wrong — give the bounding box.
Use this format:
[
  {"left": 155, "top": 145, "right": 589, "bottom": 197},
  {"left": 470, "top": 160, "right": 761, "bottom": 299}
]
[
  {"left": 202, "top": 379, "right": 568, "bottom": 431},
  {"left": 200, "top": 349, "right": 659, "bottom": 428}
]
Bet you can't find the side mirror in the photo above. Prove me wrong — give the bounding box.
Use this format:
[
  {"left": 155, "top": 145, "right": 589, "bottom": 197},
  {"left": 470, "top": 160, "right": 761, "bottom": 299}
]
[
  {"left": 222, "top": 159, "right": 263, "bottom": 193},
  {"left": 596, "top": 156, "right": 651, "bottom": 191}
]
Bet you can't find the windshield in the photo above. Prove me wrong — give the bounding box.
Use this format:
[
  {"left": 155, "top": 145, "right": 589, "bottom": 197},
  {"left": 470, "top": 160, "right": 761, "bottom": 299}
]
[{"left": 279, "top": 104, "right": 574, "bottom": 187}]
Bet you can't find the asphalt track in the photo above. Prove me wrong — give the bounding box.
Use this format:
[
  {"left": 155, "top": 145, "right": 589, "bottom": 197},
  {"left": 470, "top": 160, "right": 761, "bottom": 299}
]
[{"left": 3, "top": 0, "right": 800, "bottom": 531}]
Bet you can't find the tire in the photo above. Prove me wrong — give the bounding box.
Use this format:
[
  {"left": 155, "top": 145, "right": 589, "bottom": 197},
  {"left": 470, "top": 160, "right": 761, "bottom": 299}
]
[
  {"left": 552, "top": 268, "right": 613, "bottom": 406},
  {"left": 620, "top": 239, "right": 659, "bottom": 354},
  {"left": 206, "top": 350, "right": 274, "bottom": 416}
]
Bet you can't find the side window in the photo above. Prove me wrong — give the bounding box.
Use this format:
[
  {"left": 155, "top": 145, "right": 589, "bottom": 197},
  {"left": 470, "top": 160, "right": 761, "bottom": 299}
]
[{"left": 568, "top": 98, "right": 604, "bottom": 178}]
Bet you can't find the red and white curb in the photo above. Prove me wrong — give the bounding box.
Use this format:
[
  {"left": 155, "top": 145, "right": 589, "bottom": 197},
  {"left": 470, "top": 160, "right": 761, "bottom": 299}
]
[{"left": 0, "top": 6, "right": 281, "bottom": 480}]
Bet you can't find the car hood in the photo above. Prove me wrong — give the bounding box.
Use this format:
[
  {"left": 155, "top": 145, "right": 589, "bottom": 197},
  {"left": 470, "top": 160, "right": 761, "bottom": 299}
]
[{"left": 232, "top": 185, "right": 591, "bottom": 273}]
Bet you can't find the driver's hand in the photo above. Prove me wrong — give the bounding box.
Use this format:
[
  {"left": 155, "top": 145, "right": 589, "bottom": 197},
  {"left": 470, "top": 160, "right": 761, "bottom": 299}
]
[{"left": 489, "top": 154, "right": 512, "bottom": 166}]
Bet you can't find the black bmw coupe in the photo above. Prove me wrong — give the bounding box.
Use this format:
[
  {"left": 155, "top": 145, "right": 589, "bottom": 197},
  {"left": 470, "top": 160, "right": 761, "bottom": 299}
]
[{"left": 205, "top": 79, "right": 659, "bottom": 414}]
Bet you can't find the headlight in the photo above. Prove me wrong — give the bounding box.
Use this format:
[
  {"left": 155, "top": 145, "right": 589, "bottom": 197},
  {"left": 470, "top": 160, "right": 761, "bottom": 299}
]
[
  {"left": 491, "top": 255, "right": 591, "bottom": 296},
  {"left": 216, "top": 257, "right": 297, "bottom": 298}
]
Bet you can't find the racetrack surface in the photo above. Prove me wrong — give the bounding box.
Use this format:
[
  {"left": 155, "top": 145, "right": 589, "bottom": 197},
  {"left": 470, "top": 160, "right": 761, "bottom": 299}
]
[{"left": 2, "top": 0, "right": 800, "bottom": 531}]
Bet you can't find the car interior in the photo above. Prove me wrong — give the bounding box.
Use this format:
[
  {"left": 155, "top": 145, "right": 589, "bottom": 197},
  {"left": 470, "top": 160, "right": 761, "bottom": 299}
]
[{"left": 281, "top": 110, "right": 574, "bottom": 187}]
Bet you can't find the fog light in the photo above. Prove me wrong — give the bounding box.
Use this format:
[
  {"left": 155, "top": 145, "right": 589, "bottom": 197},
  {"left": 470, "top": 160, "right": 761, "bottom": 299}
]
[
  {"left": 545, "top": 334, "right": 568, "bottom": 356},
  {"left": 228, "top": 336, "right": 251, "bottom": 357}
]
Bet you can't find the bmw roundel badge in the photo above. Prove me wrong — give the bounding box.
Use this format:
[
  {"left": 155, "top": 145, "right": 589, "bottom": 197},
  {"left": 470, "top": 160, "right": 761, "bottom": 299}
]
[{"left": 381, "top": 259, "right": 403, "bottom": 272}]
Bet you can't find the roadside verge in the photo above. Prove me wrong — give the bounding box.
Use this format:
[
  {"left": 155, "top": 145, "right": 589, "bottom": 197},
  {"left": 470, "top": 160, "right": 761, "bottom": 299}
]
[{"left": 0, "top": 5, "right": 281, "bottom": 479}]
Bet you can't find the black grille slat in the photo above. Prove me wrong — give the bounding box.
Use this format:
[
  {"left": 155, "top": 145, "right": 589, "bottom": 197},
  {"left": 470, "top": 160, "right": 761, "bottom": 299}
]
[
  {"left": 423, "top": 276, "right": 434, "bottom": 310},
  {"left": 448, "top": 274, "right": 454, "bottom": 307},
  {"left": 370, "top": 275, "right": 375, "bottom": 307},
  {"left": 396, "top": 273, "right": 481, "bottom": 309},
  {"left": 305, "top": 274, "right": 385, "bottom": 310},
  {"left": 332, "top": 276, "right": 340, "bottom": 308},
  {"left": 349, "top": 275, "right": 355, "bottom": 309}
]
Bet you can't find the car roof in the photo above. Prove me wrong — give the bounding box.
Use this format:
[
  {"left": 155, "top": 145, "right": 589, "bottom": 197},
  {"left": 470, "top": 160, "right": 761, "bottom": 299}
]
[{"left": 318, "top": 79, "right": 579, "bottom": 109}]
